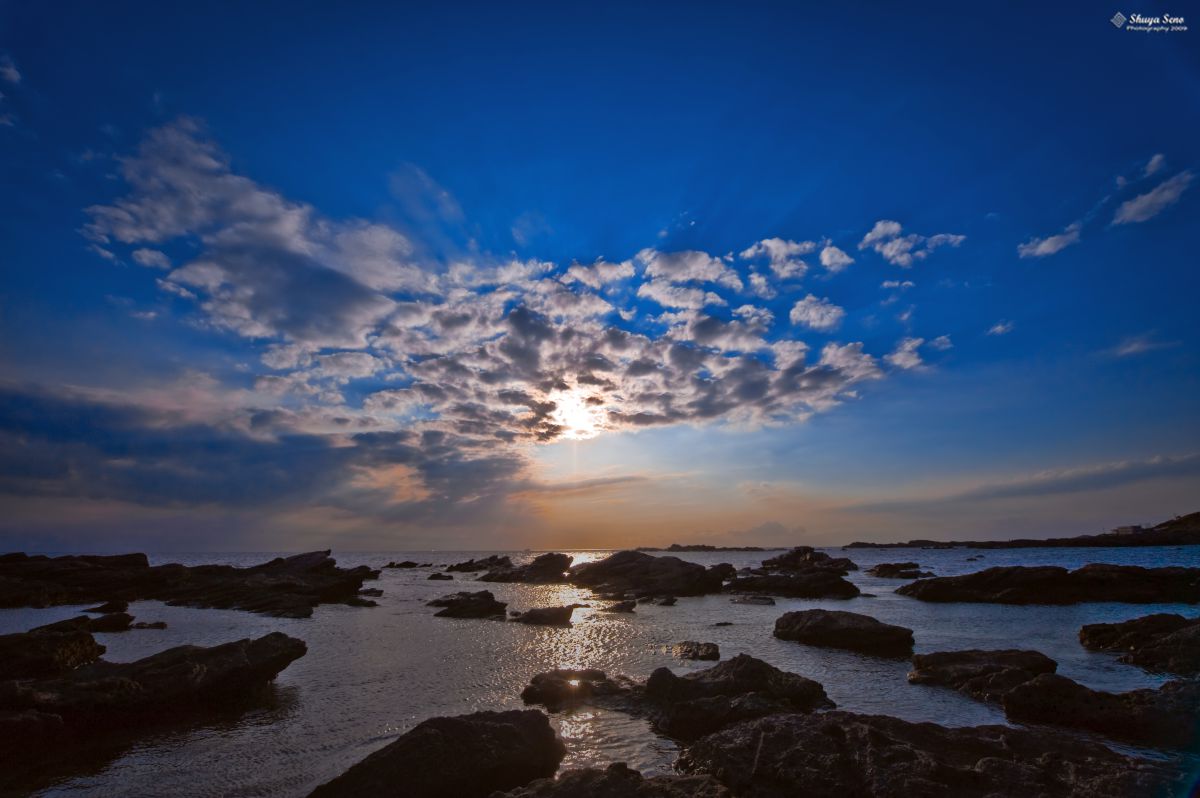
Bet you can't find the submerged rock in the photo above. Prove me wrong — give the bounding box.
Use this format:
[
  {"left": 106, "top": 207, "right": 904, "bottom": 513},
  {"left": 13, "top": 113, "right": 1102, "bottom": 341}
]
[
  {"left": 895, "top": 564, "right": 1200, "bottom": 605},
  {"left": 427, "top": 573, "right": 454, "bottom": 580},
  {"left": 727, "top": 573, "right": 859, "bottom": 599},
  {"left": 569, "top": 550, "right": 724, "bottom": 597},
  {"left": 1079, "top": 613, "right": 1200, "bottom": 676},
  {"left": 481, "top": 553, "right": 572, "bottom": 584},
  {"left": 1002, "top": 673, "right": 1200, "bottom": 750},
  {"left": 866, "top": 562, "right": 933, "bottom": 579},
  {"left": 773, "top": 610, "right": 914, "bottom": 657},
  {"left": 908, "top": 649, "right": 1057, "bottom": 701},
  {"left": 672, "top": 641, "right": 719, "bottom": 660},
  {"left": 427, "top": 590, "right": 507, "bottom": 619},
  {"left": 512, "top": 606, "right": 575, "bottom": 626},
  {"left": 494, "top": 762, "right": 730, "bottom": 797},
  {"left": 308, "top": 709, "right": 564, "bottom": 798},
  {"left": 730, "top": 595, "right": 775, "bottom": 605},
  {"left": 678, "top": 711, "right": 1179, "bottom": 797},
  {"left": 447, "top": 555, "right": 514, "bottom": 573},
  {"left": 0, "top": 550, "right": 379, "bottom": 618}
]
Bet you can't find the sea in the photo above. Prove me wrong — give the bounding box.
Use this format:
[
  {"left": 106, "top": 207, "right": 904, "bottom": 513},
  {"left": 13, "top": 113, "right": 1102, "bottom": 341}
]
[{"left": 3, "top": 545, "right": 1199, "bottom": 797}]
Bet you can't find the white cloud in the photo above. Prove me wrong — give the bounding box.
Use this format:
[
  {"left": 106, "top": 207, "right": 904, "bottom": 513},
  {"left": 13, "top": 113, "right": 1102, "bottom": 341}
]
[
  {"left": 858, "top": 220, "right": 965, "bottom": 267},
  {"left": 636, "top": 279, "right": 726, "bottom": 310},
  {"left": 563, "top": 259, "right": 635, "bottom": 289},
  {"left": 885, "top": 337, "right": 924, "bottom": 370},
  {"left": 789, "top": 294, "right": 845, "bottom": 331},
  {"left": 819, "top": 244, "right": 854, "bottom": 273},
  {"left": 880, "top": 280, "right": 914, "bottom": 290},
  {"left": 1113, "top": 171, "right": 1193, "bottom": 225},
  {"left": 740, "top": 238, "right": 816, "bottom": 280},
  {"left": 1110, "top": 333, "right": 1178, "bottom": 358},
  {"left": 638, "top": 248, "right": 743, "bottom": 290},
  {"left": 1017, "top": 222, "right": 1081, "bottom": 258},
  {"left": 928, "top": 335, "right": 953, "bottom": 351},
  {"left": 0, "top": 56, "right": 19, "bottom": 85},
  {"left": 1144, "top": 153, "right": 1166, "bottom": 178},
  {"left": 987, "top": 320, "right": 1014, "bottom": 336},
  {"left": 131, "top": 248, "right": 172, "bottom": 269}
]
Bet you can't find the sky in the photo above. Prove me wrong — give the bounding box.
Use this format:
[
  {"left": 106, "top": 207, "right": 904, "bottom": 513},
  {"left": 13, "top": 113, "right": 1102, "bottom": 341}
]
[{"left": 1, "top": 1, "right": 1198, "bottom": 552}]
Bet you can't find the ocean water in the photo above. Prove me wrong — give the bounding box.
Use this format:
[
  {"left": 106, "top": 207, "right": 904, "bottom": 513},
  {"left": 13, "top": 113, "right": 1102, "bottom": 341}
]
[{"left": 3, "top": 545, "right": 1199, "bottom": 797}]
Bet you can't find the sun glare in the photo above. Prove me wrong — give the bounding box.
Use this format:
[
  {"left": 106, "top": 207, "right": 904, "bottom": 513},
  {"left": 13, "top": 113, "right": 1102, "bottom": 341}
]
[{"left": 548, "top": 388, "right": 605, "bottom": 440}]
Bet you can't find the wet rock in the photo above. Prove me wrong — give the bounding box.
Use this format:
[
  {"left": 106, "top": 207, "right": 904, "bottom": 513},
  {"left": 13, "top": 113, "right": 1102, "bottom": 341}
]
[
  {"left": 866, "top": 562, "right": 934, "bottom": 579},
  {"left": 672, "top": 641, "right": 719, "bottom": 660},
  {"left": 33, "top": 613, "right": 134, "bottom": 634},
  {"left": 1002, "top": 673, "right": 1200, "bottom": 749},
  {"left": 569, "top": 551, "right": 724, "bottom": 597},
  {"left": 713, "top": 621, "right": 734, "bottom": 626},
  {"left": 447, "top": 555, "right": 514, "bottom": 573},
  {"left": 481, "top": 553, "right": 573, "bottom": 584},
  {"left": 492, "top": 762, "right": 730, "bottom": 797},
  {"left": 896, "top": 564, "right": 1200, "bottom": 605},
  {"left": 0, "top": 550, "right": 379, "bottom": 618},
  {"left": 678, "top": 710, "right": 1179, "bottom": 797},
  {"left": 308, "top": 709, "right": 565, "bottom": 798},
  {"left": 131, "top": 621, "right": 167, "bottom": 630},
  {"left": 358, "top": 588, "right": 383, "bottom": 597},
  {"left": 1079, "top": 613, "right": 1200, "bottom": 676},
  {"left": 0, "top": 633, "right": 306, "bottom": 752},
  {"left": 520, "top": 669, "right": 634, "bottom": 711},
  {"left": 0, "top": 624, "right": 106, "bottom": 680},
  {"left": 383, "top": 560, "right": 420, "bottom": 569},
  {"left": 908, "top": 649, "right": 1057, "bottom": 701},
  {"left": 82, "top": 600, "right": 128, "bottom": 614},
  {"left": 602, "top": 600, "right": 636, "bottom": 613},
  {"left": 727, "top": 573, "right": 859, "bottom": 599},
  {"left": 512, "top": 606, "right": 575, "bottom": 626},
  {"left": 774, "top": 609, "right": 914, "bottom": 657},
  {"left": 730, "top": 595, "right": 775, "bottom": 605},
  {"left": 427, "top": 573, "right": 454, "bottom": 580},
  {"left": 762, "top": 547, "right": 858, "bottom": 574},
  {"left": 427, "top": 590, "right": 507, "bottom": 619},
  {"left": 655, "top": 596, "right": 677, "bottom": 606}
]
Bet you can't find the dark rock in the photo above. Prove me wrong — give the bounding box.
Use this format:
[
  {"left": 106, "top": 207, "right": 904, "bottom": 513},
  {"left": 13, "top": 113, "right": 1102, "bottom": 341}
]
[
  {"left": 602, "top": 600, "right": 636, "bottom": 613},
  {"left": 520, "top": 669, "right": 633, "bottom": 711},
  {"left": 866, "top": 562, "right": 934, "bottom": 579},
  {"left": 32, "top": 613, "right": 134, "bottom": 634},
  {"left": 481, "top": 553, "right": 572, "bottom": 584},
  {"left": 0, "top": 550, "right": 379, "bottom": 618},
  {"left": 730, "top": 595, "right": 775, "bottom": 605},
  {"left": 0, "top": 633, "right": 306, "bottom": 752},
  {"left": 427, "top": 590, "right": 507, "bottom": 619},
  {"left": 1002, "top": 673, "right": 1200, "bottom": 749},
  {"left": 0, "top": 624, "right": 106, "bottom": 680},
  {"left": 1079, "top": 613, "right": 1200, "bottom": 675},
  {"left": 774, "top": 610, "right": 913, "bottom": 657},
  {"left": 492, "top": 762, "right": 730, "bottom": 797},
  {"left": 308, "top": 710, "right": 564, "bottom": 798},
  {"left": 383, "top": 560, "right": 420, "bottom": 569},
  {"left": 343, "top": 597, "right": 378, "bottom": 607},
  {"left": 82, "top": 600, "right": 128, "bottom": 614},
  {"left": 713, "top": 621, "right": 734, "bottom": 626},
  {"left": 131, "top": 621, "right": 167, "bottom": 630},
  {"left": 895, "top": 564, "right": 1200, "bottom": 604},
  {"left": 570, "top": 551, "right": 723, "bottom": 597},
  {"left": 708, "top": 563, "right": 737, "bottom": 582},
  {"left": 908, "top": 649, "right": 1057, "bottom": 701},
  {"left": 727, "top": 573, "right": 859, "bottom": 599},
  {"left": 447, "top": 555, "right": 514, "bottom": 573},
  {"left": 762, "top": 547, "right": 858, "bottom": 574},
  {"left": 655, "top": 596, "right": 677, "bottom": 606},
  {"left": 678, "top": 711, "right": 1180, "bottom": 797},
  {"left": 512, "top": 606, "right": 575, "bottom": 626},
  {"left": 428, "top": 573, "right": 454, "bottom": 580},
  {"left": 672, "top": 641, "right": 719, "bottom": 660},
  {"left": 359, "top": 588, "right": 384, "bottom": 597}
]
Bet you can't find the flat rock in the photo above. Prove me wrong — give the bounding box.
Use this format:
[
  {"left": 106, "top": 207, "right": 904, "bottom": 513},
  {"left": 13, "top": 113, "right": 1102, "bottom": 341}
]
[
  {"left": 866, "top": 562, "right": 933, "bottom": 579},
  {"left": 308, "top": 709, "right": 565, "bottom": 798},
  {"left": 1079, "top": 613, "right": 1200, "bottom": 675},
  {"left": 570, "top": 551, "right": 724, "bottom": 597},
  {"left": 82, "top": 600, "right": 128, "bottom": 614},
  {"left": 447, "top": 555, "right": 514, "bottom": 573},
  {"left": 726, "top": 573, "right": 859, "bottom": 599},
  {"left": 774, "top": 610, "right": 914, "bottom": 657},
  {"left": 427, "top": 572, "right": 454, "bottom": 580},
  {"left": 908, "top": 649, "right": 1057, "bottom": 701},
  {"left": 730, "top": 595, "right": 775, "bottom": 605},
  {"left": 678, "top": 710, "right": 1179, "bottom": 797},
  {"left": 383, "top": 560, "right": 420, "bottom": 568},
  {"left": 512, "top": 606, "right": 575, "bottom": 626},
  {"left": 895, "top": 564, "right": 1200, "bottom": 604},
  {"left": 427, "top": 590, "right": 507, "bottom": 619},
  {"left": 1002, "top": 673, "right": 1200, "bottom": 750},
  {"left": 481, "top": 553, "right": 572, "bottom": 584},
  {"left": 492, "top": 762, "right": 730, "bottom": 797},
  {"left": 672, "top": 641, "right": 719, "bottom": 660},
  {"left": 762, "top": 547, "right": 858, "bottom": 574}
]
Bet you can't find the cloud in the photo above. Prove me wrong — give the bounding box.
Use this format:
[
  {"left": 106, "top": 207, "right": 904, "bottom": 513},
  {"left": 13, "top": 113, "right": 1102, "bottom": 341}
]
[
  {"left": 858, "top": 220, "right": 965, "bottom": 267},
  {"left": 789, "top": 294, "right": 845, "bottom": 331},
  {"left": 1144, "top": 153, "right": 1166, "bottom": 178},
  {"left": 1017, "top": 221, "right": 1081, "bottom": 258},
  {"left": 987, "top": 320, "right": 1014, "bottom": 336},
  {"left": 131, "top": 248, "right": 172, "bottom": 269},
  {"left": 885, "top": 337, "right": 924, "bottom": 370},
  {"left": 819, "top": 244, "right": 854, "bottom": 273},
  {"left": 740, "top": 238, "right": 815, "bottom": 279},
  {"left": 1109, "top": 332, "right": 1179, "bottom": 358},
  {"left": 0, "top": 55, "right": 19, "bottom": 85},
  {"left": 1113, "top": 171, "right": 1193, "bottom": 225},
  {"left": 638, "top": 248, "right": 742, "bottom": 290},
  {"left": 880, "top": 280, "right": 914, "bottom": 290},
  {"left": 563, "top": 259, "right": 635, "bottom": 289},
  {"left": 928, "top": 335, "right": 953, "bottom": 351}
]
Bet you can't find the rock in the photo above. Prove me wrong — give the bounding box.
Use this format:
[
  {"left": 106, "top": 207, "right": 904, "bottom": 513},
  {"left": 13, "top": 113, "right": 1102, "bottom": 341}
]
[
  {"left": 82, "top": 599, "right": 128, "bottom": 613},
  {"left": 0, "top": 624, "right": 106, "bottom": 680},
  {"left": 32, "top": 613, "right": 134, "bottom": 634},
  {"left": 713, "top": 621, "right": 734, "bottom": 626},
  {"left": 866, "top": 562, "right": 934, "bottom": 579},
  {"left": 308, "top": 710, "right": 564, "bottom": 798},
  {"left": 726, "top": 573, "right": 860, "bottom": 599},
  {"left": 131, "top": 621, "right": 167, "bottom": 630},
  {"left": 383, "top": 560, "right": 420, "bottom": 569},
  {"left": 0, "top": 633, "right": 306, "bottom": 752},
  {"left": 492, "top": 762, "right": 730, "bottom": 797},
  {"left": 512, "top": 606, "right": 575, "bottom": 626},
  {"left": 427, "top": 590, "right": 507, "bottom": 619},
  {"left": 1002, "top": 673, "right": 1200, "bottom": 749},
  {"left": 447, "top": 555, "right": 514, "bottom": 573},
  {"left": 730, "top": 595, "right": 775, "bottom": 605},
  {"left": 672, "top": 641, "right": 719, "bottom": 660},
  {"left": 895, "top": 564, "right": 1200, "bottom": 604},
  {"left": 602, "top": 600, "right": 636, "bottom": 613},
  {"left": 0, "top": 550, "right": 379, "bottom": 618},
  {"left": 428, "top": 572, "right": 454, "bottom": 580},
  {"left": 481, "top": 553, "right": 573, "bottom": 584},
  {"left": 908, "top": 649, "right": 1058, "bottom": 701},
  {"left": 1079, "top": 613, "right": 1200, "bottom": 675},
  {"left": 774, "top": 610, "right": 913, "bottom": 657},
  {"left": 520, "top": 668, "right": 633, "bottom": 711},
  {"left": 569, "top": 551, "right": 724, "bottom": 597},
  {"left": 359, "top": 588, "right": 384, "bottom": 597},
  {"left": 762, "top": 546, "right": 858, "bottom": 574},
  {"left": 678, "top": 711, "right": 1180, "bottom": 797}
]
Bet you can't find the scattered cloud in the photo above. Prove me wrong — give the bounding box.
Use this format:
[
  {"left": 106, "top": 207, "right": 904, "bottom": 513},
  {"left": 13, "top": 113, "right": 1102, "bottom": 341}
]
[
  {"left": 1017, "top": 221, "right": 1081, "bottom": 258},
  {"left": 858, "top": 220, "right": 965, "bottom": 267},
  {"left": 1113, "top": 171, "right": 1193, "bottom": 225},
  {"left": 1109, "top": 332, "right": 1179, "bottom": 358},
  {"left": 0, "top": 55, "right": 20, "bottom": 85},
  {"left": 928, "top": 335, "right": 953, "bottom": 350},
  {"left": 819, "top": 244, "right": 854, "bottom": 273},
  {"left": 987, "top": 320, "right": 1014, "bottom": 336},
  {"left": 1144, "top": 153, "right": 1166, "bottom": 178},
  {"left": 885, "top": 337, "right": 924, "bottom": 370},
  {"left": 739, "top": 238, "right": 814, "bottom": 280},
  {"left": 131, "top": 248, "right": 171, "bottom": 269},
  {"left": 789, "top": 294, "right": 845, "bottom": 331}
]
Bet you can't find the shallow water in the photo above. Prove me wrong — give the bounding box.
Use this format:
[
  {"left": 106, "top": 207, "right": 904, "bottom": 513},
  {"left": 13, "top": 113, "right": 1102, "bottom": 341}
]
[{"left": 3, "top": 545, "right": 1199, "bottom": 797}]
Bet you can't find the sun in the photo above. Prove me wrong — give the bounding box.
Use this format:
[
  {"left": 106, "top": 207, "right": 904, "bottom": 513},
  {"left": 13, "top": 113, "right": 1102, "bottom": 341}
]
[{"left": 548, "top": 388, "right": 605, "bottom": 440}]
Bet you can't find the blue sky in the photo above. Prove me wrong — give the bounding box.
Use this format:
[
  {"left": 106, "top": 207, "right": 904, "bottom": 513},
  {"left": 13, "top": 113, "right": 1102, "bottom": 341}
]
[{"left": 1, "top": 1, "right": 1197, "bottom": 550}]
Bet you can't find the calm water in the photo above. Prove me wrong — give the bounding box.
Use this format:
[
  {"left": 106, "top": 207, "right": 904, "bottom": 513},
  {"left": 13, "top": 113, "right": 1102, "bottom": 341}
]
[{"left": 3, "top": 545, "right": 1199, "bottom": 797}]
